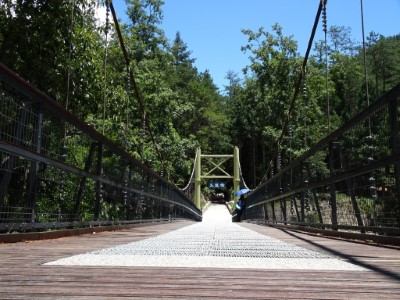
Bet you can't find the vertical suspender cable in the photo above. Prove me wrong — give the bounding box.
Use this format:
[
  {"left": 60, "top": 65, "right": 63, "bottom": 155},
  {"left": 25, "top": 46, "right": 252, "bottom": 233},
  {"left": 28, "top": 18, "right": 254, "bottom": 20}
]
[
  {"left": 275, "top": 0, "right": 325, "bottom": 152},
  {"left": 59, "top": 0, "right": 76, "bottom": 215},
  {"left": 360, "top": 0, "right": 376, "bottom": 203},
  {"left": 64, "top": 0, "right": 75, "bottom": 142},
  {"left": 65, "top": 0, "right": 75, "bottom": 114},
  {"left": 256, "top": 0, "right": 325, "bottom": 187},
  {"left": 302, "top": 68, "right": 308, "bottom": 149},
  {"left": 125, "top": 71, "right": 130, "bottom": 147},
  {"left": 102, "top": 1, "right": 110, "bottom": 135},
  {"left": 322, "top": 0, "right": 330, "bottom": 133},
  {"left": 255, "top": 0, "right": 328, "bottom": 189},
  {"left": 253, "top": 0, "right": 327, "bottom": 189},
  {"left": 360, "top": 0, "right": 371, "bottom": 136}
]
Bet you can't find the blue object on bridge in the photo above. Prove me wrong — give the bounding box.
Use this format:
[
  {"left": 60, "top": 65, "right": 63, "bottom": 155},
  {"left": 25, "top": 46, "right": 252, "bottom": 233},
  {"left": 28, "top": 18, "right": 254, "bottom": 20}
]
[{"left": 234, "top": 188, "right": 250, "bottom": 196}]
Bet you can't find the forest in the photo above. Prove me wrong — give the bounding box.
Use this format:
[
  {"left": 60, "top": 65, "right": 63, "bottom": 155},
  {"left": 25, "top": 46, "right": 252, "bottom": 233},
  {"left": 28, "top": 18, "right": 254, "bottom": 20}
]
[{"left": 1, "top": 0, "right": 400, "bottom": 191}]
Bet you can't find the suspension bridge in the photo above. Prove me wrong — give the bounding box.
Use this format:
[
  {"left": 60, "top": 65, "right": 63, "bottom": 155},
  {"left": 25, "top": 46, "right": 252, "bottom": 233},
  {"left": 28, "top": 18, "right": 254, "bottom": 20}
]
[{"left": 1, "top": 0, "right": 400, "bottom": 298}]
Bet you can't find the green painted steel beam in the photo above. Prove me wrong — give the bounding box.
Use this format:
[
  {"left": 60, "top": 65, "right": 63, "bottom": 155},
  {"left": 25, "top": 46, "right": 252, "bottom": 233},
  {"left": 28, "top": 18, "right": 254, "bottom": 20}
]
[
  {"left": 201, "top": 176, "right": 234, "bottom": 179},
  {"left": 194, "top": 147, "right": 241, "bottom": 209},
  {"left": 195, "top": 148, "right": 201, "bottom": 209},
  {"left": 200, "top": 154, "right": 234, "bottom": 158}
]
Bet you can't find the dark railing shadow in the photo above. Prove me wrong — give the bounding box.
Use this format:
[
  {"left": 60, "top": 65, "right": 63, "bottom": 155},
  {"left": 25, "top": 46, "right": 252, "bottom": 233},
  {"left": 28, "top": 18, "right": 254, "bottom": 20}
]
[{"left": 276, "top": 226, "right": 400, "bottom": 281}]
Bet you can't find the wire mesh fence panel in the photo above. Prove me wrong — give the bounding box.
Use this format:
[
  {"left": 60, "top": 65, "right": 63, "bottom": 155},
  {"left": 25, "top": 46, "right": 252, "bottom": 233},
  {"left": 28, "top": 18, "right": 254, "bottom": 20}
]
[
  {"left": 245, "top": 84, "right": 400, "bottom": 236},
  {"left": 0, "top": 63, "right": 201, "bottom": 233}
]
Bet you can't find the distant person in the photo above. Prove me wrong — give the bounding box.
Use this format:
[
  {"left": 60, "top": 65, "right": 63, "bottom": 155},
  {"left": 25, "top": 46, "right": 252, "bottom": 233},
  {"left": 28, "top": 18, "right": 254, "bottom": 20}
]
[{"left": 235, "top": 195, "right": 245, "bottom": 222}]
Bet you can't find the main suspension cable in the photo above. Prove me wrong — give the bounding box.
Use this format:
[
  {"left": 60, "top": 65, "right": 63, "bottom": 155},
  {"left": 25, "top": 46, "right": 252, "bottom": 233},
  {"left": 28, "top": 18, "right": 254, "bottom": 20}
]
[
  {"left": 238, "top": 155, "right": 250, "bottom": 190},
  {"left": 254, "top": 0, "right": 326, "bottom": 189},
  {"left": 108, "top": 0, "right": 168, "bottom": 178},
  {"left": 181, "top": 149, "right": 198, "bottom": 192},
  {"left": 276, "top": 0, "right": 326, "bottom": 154}
]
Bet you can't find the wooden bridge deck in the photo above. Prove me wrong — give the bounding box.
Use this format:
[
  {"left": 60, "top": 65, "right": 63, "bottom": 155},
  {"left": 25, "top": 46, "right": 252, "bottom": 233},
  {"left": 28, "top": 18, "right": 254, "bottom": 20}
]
[{"left": 0, "top": 220, "right": 399, "bottom": 299}]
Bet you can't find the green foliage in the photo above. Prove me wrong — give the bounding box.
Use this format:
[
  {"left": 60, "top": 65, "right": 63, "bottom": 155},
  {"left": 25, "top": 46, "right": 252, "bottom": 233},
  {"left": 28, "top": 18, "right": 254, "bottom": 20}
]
[
  {"left": 230, "top": 23, "right": 400, "bottom": 185},
  {"left": 1, "top": 1, "right": 399, "bottom": 219},
  {"left": 358, "top": 196, "right": 375, "bottom": 215},
  {"left": 305, "top": 212, "right": 320, "bottom": 224}
]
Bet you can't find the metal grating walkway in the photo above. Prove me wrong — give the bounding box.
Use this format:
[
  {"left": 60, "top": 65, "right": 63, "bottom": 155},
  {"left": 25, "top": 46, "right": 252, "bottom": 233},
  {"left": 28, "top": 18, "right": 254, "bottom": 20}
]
[
  {"left": 45, "top": 204, "right": 365, "bottom": 270},
  {"left": 90, "top": 223, "right": 329, "bottom": 258}
]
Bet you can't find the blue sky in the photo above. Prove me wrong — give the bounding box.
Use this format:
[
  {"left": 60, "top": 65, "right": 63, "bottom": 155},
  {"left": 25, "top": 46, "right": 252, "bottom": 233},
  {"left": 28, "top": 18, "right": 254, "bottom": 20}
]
[{"left": 113, "top": 0, "right": 400, "bottom": 92}]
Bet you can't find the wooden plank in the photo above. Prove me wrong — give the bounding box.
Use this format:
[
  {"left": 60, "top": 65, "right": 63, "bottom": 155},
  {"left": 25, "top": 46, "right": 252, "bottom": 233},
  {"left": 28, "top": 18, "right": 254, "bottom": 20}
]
[{"left": 0, "top": 221, "right": 399, "bottom": 299}]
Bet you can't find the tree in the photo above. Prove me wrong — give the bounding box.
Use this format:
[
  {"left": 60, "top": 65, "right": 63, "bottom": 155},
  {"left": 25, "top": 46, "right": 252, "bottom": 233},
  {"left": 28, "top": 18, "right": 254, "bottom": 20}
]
[
  {"left": 170, "top": 31, "right": 196, "bottom": 67},
  {"left": 0, "top": 0, "right": 106, "bottom": 118},
  {"left": 367, "top": 32, "right": 400, "bottom": 97},
  {"left": 167, "top": 31, "right": 198, "bottom": 138},
  {"left": 328, "top": 25, "right": 355, "bottom": 56},
  {"left": 329, "top": 52, "right": 364, "bottom": 121},
  {"left": 237, "top": 24, "right": 300, "bottom": 184},
  {"left": 224, "top": 70, "right": 242, "bottom": 101},
  {"left": 126, "top": 0, "right": 166, "bottom": 63}
]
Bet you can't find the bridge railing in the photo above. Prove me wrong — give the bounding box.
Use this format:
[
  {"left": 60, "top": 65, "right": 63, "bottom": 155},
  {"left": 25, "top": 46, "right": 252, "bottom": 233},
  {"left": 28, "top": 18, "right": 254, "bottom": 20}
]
[
  {"left": 0, "top": 63, "right": 201, "bottom": 233},
  {"left": 244, "top": 83, "right": 400, "bottom": 236}
]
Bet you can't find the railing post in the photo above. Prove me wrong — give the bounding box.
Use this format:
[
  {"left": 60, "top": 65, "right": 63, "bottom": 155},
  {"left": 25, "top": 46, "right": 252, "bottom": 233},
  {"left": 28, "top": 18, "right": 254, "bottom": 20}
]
[
  {"left": 126, "top": 163, "right": 133, "bottom": 220},
  {"left": 118, "top": 159, "right": 128, "bottom": 221},
  {"left": 305, "top": 163, "right": 324, "bottom": 226},
  {"left": 292, "top": 195, "right": 300, "bottom": 222},
  {"left": 271, "top": 201, "right": 276, "bottom": 222},
  {"left": 195, "top": 148, "right": 201, "bottom": 209},
  {"left": 262, "top": 185, "right": 268, "bottom": 220},
  {"left": 290, "top": 166, "right": 300, "bottom": 222},
  {"left": 27, "top": 105, "right": 43, "bottom": 223},
  {"left": 277, "top": 149, "right": 287, "bottom": 224},
  {"left": 389, "top": 95, "right": 400, "bottom": 223},
  {"left": 300, "top": 162, "right": 305, "bottom": 223},
  {"left": 329, "top": 142, "right": 338, "bottom": 230},
  {"left": 74, "top": 142, "right": 96, "bottom": 217},
  {"left": 339, "top": 143, "right": 364, "bottom": 233},
  {"left": 94, "top": 142, "right": 103, "bottom": 221}
]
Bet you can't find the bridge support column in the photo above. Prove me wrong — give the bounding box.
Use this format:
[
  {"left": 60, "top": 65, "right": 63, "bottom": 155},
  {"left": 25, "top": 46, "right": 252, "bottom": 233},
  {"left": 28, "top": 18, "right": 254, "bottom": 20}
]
[
  {"left": 195, "top": 148, "right": 201, "bottom": 209},
  {"left": 233, "top": 147, "right": 240, "bottom": 200}
]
